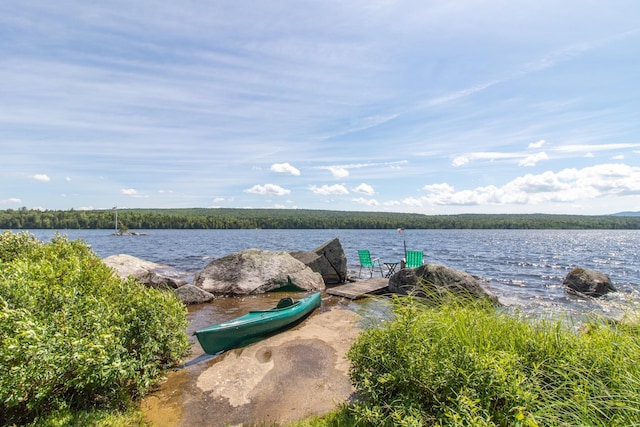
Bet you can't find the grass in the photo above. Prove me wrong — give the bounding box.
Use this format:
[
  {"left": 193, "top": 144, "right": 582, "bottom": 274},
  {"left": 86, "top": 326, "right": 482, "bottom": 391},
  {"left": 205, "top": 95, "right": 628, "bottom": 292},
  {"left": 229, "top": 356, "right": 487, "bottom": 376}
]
[
  {"left": 342, "top": 291, "right": 640, "bottom": 426},
  {"left": 20, "top": 407, "right": 150, "bottom": 427}
]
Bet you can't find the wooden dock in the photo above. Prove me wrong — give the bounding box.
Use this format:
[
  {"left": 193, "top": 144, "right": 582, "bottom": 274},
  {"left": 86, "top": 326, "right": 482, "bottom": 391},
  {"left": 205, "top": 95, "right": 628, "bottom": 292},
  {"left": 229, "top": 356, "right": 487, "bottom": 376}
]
[{"left": 326, "top": 277, "right": 389, "bottom": 300}]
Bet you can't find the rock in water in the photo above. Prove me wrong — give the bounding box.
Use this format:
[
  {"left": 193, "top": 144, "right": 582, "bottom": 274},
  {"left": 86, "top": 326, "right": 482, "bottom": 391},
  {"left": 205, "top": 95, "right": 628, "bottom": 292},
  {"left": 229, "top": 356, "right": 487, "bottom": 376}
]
[
  {"left": 388, "top": 263, "right": 499, "bottom": 304},
  {"left": 563, "top": 267, "right": 616, "bottom": 297},
  {"left": 194, "top": 248, "right": 326, "bottom": 295}
]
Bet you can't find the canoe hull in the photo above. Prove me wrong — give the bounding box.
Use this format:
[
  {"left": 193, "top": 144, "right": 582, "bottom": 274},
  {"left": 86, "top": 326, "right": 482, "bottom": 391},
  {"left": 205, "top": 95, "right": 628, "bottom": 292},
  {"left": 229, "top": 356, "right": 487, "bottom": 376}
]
[{"left": 194, "top": 292, "right": 322, "bottom": 355}]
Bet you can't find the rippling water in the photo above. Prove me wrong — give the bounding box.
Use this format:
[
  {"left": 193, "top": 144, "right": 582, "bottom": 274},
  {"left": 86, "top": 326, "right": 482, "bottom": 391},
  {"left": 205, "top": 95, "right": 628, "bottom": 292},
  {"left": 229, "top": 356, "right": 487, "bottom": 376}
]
[{"left": 25, "top": 228, "right": 640, "bottom": 318}]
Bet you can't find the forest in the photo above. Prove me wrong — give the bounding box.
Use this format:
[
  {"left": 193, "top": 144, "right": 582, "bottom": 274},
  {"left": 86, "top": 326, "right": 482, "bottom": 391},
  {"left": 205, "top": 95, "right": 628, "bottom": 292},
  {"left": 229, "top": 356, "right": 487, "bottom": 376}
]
[{"left": 2, "top": 207, "right": 640, "bottom": 230}]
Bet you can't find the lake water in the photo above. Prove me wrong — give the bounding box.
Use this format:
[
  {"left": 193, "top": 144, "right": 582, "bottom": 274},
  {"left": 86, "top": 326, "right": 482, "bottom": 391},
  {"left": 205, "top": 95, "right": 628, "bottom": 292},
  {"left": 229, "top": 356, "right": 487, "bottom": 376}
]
[{"left": 23, "top": 228, "right": 640, "bottom": 319}]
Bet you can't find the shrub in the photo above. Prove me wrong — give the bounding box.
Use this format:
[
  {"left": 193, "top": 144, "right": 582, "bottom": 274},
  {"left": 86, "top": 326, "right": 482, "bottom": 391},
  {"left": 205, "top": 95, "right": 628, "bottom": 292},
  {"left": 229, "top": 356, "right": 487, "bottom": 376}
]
[
  {"left": 0, "top": 231, "right": 190, "bottom": 425},
  {"left": 347, "top": 293, "right": 640, "bottom": 426}
]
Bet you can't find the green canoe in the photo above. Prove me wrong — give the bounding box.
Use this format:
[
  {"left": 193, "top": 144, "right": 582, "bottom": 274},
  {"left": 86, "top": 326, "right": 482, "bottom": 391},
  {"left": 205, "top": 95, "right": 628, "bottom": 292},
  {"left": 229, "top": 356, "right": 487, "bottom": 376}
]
[{"left": 194, "top": 292, "right": 322, "bottom": 355}]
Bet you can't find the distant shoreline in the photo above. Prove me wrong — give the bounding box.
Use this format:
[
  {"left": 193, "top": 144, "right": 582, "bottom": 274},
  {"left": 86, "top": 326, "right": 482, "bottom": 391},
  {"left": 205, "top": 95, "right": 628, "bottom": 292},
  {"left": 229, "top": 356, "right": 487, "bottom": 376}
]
[{"left": 2, "top": 208, "right": 640, "bottom": 230}]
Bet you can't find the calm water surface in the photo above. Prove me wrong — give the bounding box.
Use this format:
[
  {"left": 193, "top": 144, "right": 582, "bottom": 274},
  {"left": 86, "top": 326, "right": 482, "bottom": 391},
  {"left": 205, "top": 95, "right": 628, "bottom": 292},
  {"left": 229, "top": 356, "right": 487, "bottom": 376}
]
[{"left": 25, "top": 228, "right": 640, "bottom": 318}]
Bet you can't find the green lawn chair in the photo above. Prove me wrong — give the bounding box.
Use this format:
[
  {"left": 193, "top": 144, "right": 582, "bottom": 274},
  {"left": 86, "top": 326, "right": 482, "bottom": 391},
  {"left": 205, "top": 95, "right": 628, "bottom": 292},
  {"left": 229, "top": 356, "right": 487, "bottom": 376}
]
[
  {"left": 358, "top": 250, "right": 383, "bottom": 278},
  {"left": 405, "top": 250, "right": 424, "bottom": 268}
]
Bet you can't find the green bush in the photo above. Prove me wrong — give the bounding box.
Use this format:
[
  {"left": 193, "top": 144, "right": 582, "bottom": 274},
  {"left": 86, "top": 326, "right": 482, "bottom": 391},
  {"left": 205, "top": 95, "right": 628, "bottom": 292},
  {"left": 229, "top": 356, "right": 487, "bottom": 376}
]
[
  {"left": 0, "top": 231, "right": 190, "bottom": 425},
  {"left": 347, "top": 294, "right": 640, "bottom": 426}
]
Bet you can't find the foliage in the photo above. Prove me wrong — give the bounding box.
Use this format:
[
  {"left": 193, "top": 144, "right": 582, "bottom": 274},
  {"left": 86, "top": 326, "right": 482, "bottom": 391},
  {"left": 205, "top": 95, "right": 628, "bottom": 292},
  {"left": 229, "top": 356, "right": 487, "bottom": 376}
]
[
  {"left": 2, "top": 207, "right": 640, "bottom": 230},
  {"left": 20, "top": 406, "right": 148, "bottom": 427},
  {"left": 347, "top": 294, "right": 640, "bottom": 426},
  {"left": 0, "top": 231, "right": 190, "bottom": 425},
  {"left": 285, "top": 404, "right": 361, "bottom": 427}
]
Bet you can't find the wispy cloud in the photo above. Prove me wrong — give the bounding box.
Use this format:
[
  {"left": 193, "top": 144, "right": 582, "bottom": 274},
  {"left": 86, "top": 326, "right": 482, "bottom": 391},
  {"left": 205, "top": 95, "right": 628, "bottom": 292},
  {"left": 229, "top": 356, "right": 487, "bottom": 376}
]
[
  {"left": 529, "top": 140, "right": 546, "bottom": 149},
  {"left": 1, "top": 197, "right": 22, "bottom": 204},
  {"left": 452, "top": 152, "right": 525, "bottom": 167},
  {"left": 553, "top": 143, "right": 640, "bottom": 153},
  {"left": 317, "top": 161, "right": 408, "bottom": 178}
]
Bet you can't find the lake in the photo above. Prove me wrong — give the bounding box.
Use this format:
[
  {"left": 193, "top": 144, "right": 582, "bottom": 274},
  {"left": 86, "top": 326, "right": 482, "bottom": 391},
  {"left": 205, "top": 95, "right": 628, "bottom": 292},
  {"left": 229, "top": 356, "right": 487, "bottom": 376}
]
[{"left": 23, "top": 228, "right": 640, "bottom": 318}]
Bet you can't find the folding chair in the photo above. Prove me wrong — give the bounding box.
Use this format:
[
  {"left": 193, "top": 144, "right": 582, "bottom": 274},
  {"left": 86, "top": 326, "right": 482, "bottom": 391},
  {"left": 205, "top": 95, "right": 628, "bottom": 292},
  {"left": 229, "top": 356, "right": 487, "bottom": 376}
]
[
  {"left": 358, "top": 249, "right": 383, "bottom": 278},
  {"left": 405, "top": 251, "right": 424, "bottom": 268}
]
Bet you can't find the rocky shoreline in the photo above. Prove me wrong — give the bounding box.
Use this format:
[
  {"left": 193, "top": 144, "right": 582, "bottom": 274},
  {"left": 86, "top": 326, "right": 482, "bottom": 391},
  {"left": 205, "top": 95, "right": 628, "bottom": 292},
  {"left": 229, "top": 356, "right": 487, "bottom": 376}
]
[{"left": 104, "top": 238, "right": 616, "bottom": 426}]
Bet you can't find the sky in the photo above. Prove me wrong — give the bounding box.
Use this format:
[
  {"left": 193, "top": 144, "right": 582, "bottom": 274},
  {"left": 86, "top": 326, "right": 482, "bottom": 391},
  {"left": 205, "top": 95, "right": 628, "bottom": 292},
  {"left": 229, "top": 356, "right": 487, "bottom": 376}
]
[{"left": 2, "top": 1, "right": 640, "bottom": 215}]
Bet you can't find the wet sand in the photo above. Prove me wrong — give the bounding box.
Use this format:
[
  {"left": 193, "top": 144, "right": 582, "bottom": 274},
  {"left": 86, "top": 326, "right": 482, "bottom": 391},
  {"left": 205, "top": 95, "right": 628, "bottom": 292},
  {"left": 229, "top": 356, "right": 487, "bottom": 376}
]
[{"left": 141, "top": 293, "right": 366, "bottom": 426}]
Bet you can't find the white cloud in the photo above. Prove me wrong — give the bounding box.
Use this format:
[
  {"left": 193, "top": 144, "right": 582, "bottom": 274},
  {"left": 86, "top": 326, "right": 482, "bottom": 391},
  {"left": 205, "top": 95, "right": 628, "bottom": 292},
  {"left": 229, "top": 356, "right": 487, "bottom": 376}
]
[
  {"left": 422, "top": 163, "right": 640, "bottom": 206},
  {"left": 213, "top": 197, "right": 226, "bottom": 203},
  {"left": 270, "top": 162, "right": 301, "bottom": 176},
  {"left": 327, "top": 166, "right": 350, "bottom": 178},
  {"left": 245, "top": 184, "right": 291, "bottom": 196},
  {"left": 612, "top": 155, "right": 624, "bottom": 160},
  {"left": 528, "top": 140, "right": 546, "bottom": 149},
  {"left": 65, "top": 176, "right": 71, "bottom": 182},
  {"left": 309, "top": 184, "right": 349, "bottom": 195},
  {"left": 1, "top": 197, "right": 21, "bottom": 204},
  {"left": 31, "top": 174, "right": 50, "bottom": 182},
  {"left": 451, "top": 156, "right": 470, "bottom": 167},
  {"left": 352, "top": 197, "right": 379, "bottom": 207},
  {"left": 519, "top": 152, "right": 549, "bottom": 167},
  {"left": 120, "top": 188, "right": 149, "bottom": 198},
  {"left": 353, "top": 183, "right": 375, "bottom": 195},
  {"left": 423, "top": 183, "right": 455, "bottom": 194}
]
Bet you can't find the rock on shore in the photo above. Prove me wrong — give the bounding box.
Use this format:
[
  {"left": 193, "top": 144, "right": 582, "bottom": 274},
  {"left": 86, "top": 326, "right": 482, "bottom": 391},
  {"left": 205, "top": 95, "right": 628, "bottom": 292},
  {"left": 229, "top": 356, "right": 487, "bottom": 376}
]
[{"left": 103, "top": 254, "right": 214, "bottom": 304}]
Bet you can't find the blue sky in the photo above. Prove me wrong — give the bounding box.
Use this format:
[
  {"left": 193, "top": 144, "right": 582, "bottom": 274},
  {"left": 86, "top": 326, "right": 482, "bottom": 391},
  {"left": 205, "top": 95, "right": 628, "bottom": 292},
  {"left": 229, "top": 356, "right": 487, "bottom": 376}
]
[{"left": 2, "top": 1, "right": 639, "bottom": 215}]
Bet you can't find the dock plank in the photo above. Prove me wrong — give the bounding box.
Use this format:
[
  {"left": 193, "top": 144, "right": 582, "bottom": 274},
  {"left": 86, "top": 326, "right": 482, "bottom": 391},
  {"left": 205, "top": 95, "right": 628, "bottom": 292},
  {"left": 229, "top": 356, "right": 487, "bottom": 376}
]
[{"left": 326, "top": 278, "right": 388, "bottom": 300}]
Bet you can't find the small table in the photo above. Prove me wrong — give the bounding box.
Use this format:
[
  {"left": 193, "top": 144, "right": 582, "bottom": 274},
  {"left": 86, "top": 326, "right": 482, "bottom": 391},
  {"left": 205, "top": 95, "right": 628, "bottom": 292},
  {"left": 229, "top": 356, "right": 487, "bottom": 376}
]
[{"left": 383, "top": 262, "right": 399, "bottom": 278}]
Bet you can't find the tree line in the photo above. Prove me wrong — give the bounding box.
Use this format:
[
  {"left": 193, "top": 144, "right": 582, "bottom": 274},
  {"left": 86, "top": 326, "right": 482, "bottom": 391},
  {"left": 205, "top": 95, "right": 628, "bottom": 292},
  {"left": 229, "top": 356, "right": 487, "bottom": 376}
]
[{"left": 2, "top": 207, "right": 640, "bottom": 230}]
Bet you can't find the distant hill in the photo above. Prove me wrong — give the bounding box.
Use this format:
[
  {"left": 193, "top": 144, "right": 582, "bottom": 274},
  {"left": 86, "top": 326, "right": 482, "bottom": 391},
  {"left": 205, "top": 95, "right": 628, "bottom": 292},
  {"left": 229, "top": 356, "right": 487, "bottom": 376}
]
[{"left": 611, "top": 211, "right": 640, "bottom": 216}]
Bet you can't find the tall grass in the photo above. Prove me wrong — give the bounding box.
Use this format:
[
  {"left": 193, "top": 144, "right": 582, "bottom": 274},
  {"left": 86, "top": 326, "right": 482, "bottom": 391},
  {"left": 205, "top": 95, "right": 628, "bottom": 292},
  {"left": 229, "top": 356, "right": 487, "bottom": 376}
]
[{"left": 347, "top": 292, "right": 640, "bottom": 426}]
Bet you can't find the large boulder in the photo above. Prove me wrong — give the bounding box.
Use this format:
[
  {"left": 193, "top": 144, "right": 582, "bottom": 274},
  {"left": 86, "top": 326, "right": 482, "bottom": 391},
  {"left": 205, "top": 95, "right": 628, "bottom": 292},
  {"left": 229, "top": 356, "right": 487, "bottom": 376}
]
[
  {"left": 194, "top": 248, "right": 326, "bottom": 295},
  {"left": 388, "top": 263, "right": 499, "bottom": 304},
  {"left": 290, "top": 238, "right": 347, "bottom": 284},
  {"left": 563, "top": 267, "right": 616, "bottom": 297},
  {"left": 103, "top": 254, "right": 189, "bottom": 289}
]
